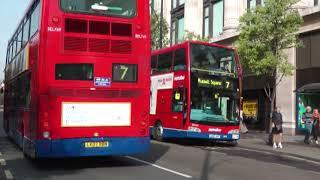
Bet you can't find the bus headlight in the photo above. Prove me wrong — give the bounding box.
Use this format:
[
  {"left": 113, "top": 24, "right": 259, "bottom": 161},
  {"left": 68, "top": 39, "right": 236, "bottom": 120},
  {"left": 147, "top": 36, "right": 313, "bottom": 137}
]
[
  {"left": 188, "top": 127, "right": 201, "bottom": 133},
  {"left": 228, "top": 129, "right": 240, "bottom": 134},
  {"left": 228, "top": 129, "right": 240, "bottom": 139},
  {"left": 43, "top": 131, "right": 50, "bottom": 139}
]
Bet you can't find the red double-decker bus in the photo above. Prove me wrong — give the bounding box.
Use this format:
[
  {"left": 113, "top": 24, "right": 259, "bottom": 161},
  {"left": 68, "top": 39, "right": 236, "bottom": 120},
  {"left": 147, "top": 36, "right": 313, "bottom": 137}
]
[
  {"left": 3, "top": 0, "right": 150, "bottom": 158},
  {"left": 150, "top": 41, "right": 242, "bottom": 145}
]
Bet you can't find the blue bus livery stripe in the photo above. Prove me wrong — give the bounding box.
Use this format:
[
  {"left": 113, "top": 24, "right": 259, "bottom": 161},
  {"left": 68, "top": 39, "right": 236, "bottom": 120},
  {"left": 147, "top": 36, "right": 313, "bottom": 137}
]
[
  {"left": 150, "top": 127, "right": 240, "bottom": 140},
  {"left": 36, "top": 137, "right": 150, "bottom": 158}
]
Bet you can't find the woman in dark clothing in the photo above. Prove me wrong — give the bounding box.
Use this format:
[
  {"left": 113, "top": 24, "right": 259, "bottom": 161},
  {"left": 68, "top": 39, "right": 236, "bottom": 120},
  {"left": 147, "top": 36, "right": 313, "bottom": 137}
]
[
  {"left": 272, "top": 107, "right": 283, "bottom": 149},
  {"left": 313, "top": 109, "right": 320, "bottom": 144}
]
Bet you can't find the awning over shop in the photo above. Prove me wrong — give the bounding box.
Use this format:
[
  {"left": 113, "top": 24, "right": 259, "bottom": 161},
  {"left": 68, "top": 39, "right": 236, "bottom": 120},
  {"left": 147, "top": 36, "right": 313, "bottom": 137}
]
[{"left": 296, "top": 83, "right": 320, "bottom": 93}]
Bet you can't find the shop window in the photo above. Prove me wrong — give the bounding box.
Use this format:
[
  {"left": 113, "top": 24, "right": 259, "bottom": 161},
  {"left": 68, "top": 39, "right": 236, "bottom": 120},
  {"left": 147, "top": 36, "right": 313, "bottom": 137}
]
[
  {"left": 203, "top": 0, "right": 224, "bottom": 38},
  {"left": 248, "top": 0, "right": 264, "bottom": 9},
  {"left": 171, "top": 16, "right": 184, "bottom": 45},
  {"left": 213, "top": 0, "right": 224, "bottom": 37},
  {"left": 172, "top": 0, "right": 185, "bottom": 9}
]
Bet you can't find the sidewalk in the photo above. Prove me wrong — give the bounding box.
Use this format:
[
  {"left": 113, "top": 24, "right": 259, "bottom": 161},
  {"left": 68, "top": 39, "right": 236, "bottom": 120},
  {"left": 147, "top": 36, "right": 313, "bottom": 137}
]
[{"left": 239, "top": 131, "right": 320, "bottom": 162}]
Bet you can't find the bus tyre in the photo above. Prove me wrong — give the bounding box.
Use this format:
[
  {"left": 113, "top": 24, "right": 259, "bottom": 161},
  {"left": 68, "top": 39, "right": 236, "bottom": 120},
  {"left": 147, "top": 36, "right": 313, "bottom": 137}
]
[{"left": 154, "top": 122, "right": 164, "bottom": 141}]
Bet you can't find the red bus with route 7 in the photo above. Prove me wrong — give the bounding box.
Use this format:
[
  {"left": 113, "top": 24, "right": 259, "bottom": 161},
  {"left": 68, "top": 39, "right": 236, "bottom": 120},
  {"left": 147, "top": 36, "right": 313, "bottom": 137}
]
[
  {"left": 150, "top": 41, "right": 242, "bottom": 145},
  {"left": 3, "top": 0, "right": 150, "bottom": 158}
]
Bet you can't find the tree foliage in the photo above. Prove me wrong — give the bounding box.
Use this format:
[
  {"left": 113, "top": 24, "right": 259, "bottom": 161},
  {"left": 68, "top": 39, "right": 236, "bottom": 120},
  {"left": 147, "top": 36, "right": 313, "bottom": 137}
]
[
  {"left": 236, "top": 0, "right": 303, "bottom": 104},
  {"left": 151, "top": 12, "right": 169, "bottom": 50},
  {"left": 183, "top": 31, "right": 211, "bottom": 42}
]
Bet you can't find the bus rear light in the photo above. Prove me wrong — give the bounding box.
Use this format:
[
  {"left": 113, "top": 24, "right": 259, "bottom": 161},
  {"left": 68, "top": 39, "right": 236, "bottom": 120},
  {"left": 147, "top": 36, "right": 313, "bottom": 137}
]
[
  {"left": 44, "top": 112, "right": 49, "bottom": 118},
  {"left": 42, "top": 112, "right": 49, "bottom": 128},
  {"left": 140, "top": 120, "right": 148, "bottom": 135},
  {"left": 43, "top": 122, "right": 49, "bottom": 128},
  {"left": 140, "top": 128, "right": 146, "bottom": 135},
  {"left": 43, "top": 131, "right": 50, "bottom": 139},
  {"left": 141, "top": 121, "right": 147, "bottom": 127},
  {"left": 136, "top": 24, "right": 142, "bottom": 30},
  {"left": 52, "top": 16, "right": 60, "bottom": 24}
]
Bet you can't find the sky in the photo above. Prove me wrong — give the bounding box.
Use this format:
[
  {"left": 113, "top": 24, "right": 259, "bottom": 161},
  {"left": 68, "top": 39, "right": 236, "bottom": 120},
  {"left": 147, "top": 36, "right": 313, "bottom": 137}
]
[{"left": 0, "top": 0, "right": 30, "bottom": 81}]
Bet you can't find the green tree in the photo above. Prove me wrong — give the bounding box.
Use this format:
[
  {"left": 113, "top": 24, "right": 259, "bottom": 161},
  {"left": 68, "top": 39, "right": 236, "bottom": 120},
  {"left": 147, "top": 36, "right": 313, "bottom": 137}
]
[
  {"left": 236, "top": 0, "right": 303, "bottom": 131},
  {"left": 183, "top": 30, "right": 211, "bottom": 42},
  {"left": 151, "top": 12, "right": 169, "bottom": 50}
]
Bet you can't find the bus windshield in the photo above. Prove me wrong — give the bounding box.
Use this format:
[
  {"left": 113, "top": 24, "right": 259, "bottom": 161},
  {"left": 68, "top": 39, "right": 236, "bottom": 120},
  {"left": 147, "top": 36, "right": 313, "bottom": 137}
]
[
  {"left": 60, "top": 0, "right": 136, "bottom": 18},
  {"left": 190, "top": 87, "right": 238, "bottom": 124},
  {"left": 191, "top": 43, "right": 237, "bottom": 77}
]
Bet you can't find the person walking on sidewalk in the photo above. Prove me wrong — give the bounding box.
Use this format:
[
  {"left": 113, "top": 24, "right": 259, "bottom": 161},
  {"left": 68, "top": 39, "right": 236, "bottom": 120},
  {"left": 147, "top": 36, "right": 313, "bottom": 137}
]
[
  {"left": 312, "top": 109, "right": 320, "bottom": 145},
  {"left": 302, "top": 106, "right": 313, "bottom": 144},
  {"left": 240, "top": 109, "right": 248, "bottom": 133},
  {"left": 272, "top": 107, "right": 283, "bottom": 149}
]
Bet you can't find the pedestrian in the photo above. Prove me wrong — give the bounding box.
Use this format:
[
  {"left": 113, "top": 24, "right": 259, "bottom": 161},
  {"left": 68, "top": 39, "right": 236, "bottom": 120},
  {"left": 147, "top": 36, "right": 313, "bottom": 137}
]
[
  {"left": 240, "top": 109, "right": 248, "bottom": 133},
  {"left": 272, "top": 107, "right": 283, "bottom": 149},
  {"left": 302, "top": 106, "right": 313, "bottom": 144},
  {"left": 312, "top": 109, "right": 320, "bottom": 145}
]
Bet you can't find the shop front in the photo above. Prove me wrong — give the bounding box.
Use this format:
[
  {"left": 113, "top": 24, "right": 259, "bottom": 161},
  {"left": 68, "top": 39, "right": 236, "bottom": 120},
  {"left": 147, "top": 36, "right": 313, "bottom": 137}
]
[{"left": 296, "top": 83, "right": 320, "bottom": 132}]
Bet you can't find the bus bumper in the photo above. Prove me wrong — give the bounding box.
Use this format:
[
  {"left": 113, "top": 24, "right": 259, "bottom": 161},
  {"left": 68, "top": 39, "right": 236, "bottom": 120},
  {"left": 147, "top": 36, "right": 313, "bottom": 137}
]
[
  {"left": 151, "top": 127, "right": 240, "bottom": 141},
  {"left": 186, "top": 131, "right": 240, "bottom": 141},
  {"left": 35, "top": 137, "right": 150, "bottom": 158}
]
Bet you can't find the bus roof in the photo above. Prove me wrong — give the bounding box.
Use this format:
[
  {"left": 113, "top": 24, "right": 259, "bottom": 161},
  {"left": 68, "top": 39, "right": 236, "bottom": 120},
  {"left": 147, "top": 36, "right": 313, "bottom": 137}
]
[{"left": 151, "top": 40, "right": 236, "bottom": 56}]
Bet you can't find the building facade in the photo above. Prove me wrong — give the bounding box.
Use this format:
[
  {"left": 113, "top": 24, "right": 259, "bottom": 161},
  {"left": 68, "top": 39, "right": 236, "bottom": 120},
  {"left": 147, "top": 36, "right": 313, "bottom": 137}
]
[{"left": 151, "top": 0, "right": 320, "bottom": 135}]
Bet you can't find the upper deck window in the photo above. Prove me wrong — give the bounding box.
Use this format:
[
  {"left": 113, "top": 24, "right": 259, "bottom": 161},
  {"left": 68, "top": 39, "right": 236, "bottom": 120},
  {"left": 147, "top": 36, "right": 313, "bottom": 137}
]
[
  {"left": 158, "top": 52, "right": 173, "bottom": 73},
  {"left": 191, "top": 43, "right": 236, "bottom": 76},
  {"left": 60, "top": 0, "right": 137, "bottom": 18},
  {"left": 173, "top": 48, "right": 186, "bottom": 71}
]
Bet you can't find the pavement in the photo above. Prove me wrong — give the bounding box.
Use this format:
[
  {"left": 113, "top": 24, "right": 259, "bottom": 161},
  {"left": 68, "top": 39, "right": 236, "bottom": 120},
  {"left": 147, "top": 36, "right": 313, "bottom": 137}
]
[{"left": 240, "top": 131, "right": 320, "bottom": 162}]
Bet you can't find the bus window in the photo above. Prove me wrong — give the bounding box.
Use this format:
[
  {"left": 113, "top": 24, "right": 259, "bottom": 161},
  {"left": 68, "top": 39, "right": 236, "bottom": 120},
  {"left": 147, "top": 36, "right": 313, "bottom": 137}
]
[
  {"left": 22, "top": 19, "right": 30, "bottom": 45},
  {"left": 173, "top": 48, "right": 186, "bottom": 71},
  {"left": 17, "top": 30, "right": 22, "bottom": 53},
  {"left": 12, "top": 36, "right": 17, "bottom": 58},
  {"left": 60, "top": 0, "right": 137, "bottom": 18},
  {"left": 6, "top": 46, "right": 11, "bottom": 65},
  {"left": 151, "top": 55, "right": 158, "bottom": 74},
  {"left": 10, "top": 44, "right": 14, "bottom": 61},
  {"left": 30, "top": 3, "right": 40, "bottom": 37},
  {"left": 55, "top": 64, "right": 93, "bottom": 81},
  {"left": 158, "top": 52, "right": 172, "bottom": 73}
]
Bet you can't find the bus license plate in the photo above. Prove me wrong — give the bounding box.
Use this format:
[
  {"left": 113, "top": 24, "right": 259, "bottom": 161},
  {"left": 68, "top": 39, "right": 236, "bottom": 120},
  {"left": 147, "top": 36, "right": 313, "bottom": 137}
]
[
  {"left": 209, "top": 134, "right": 221, "bottom": 139},
  {"left": 84, "top": 141, "right": 109, "bottom": 148}
]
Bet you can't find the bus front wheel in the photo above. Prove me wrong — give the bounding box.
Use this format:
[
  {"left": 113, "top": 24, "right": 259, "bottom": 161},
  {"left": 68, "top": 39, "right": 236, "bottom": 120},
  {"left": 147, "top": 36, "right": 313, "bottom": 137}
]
[{"left": 154, "top": 122, "right": 164, "bottom": 141}]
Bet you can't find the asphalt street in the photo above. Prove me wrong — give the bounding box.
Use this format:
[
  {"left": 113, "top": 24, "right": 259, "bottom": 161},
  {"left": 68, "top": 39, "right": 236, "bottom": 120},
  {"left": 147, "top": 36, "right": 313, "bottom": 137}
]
[{"left": 0, "top": 110, "right": 319, "bottom": 180}]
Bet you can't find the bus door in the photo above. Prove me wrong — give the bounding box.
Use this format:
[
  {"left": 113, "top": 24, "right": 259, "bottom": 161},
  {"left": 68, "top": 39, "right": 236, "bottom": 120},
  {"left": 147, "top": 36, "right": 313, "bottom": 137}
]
[{"left": 171, "top": 88, "right": 187, "bottom": 129}]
